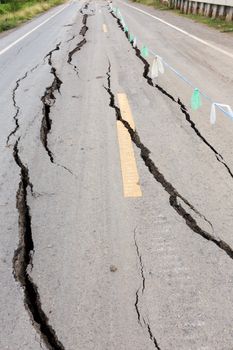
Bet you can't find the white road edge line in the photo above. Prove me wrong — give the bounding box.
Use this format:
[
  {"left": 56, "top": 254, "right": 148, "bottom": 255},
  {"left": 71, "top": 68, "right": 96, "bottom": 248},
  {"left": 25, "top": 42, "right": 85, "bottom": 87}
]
[
  {"left": 0, "top": 3, "right": 70, "bottom": 57},
  {"left": 119, "top": 0, "right": 233, "bottom": 59}
]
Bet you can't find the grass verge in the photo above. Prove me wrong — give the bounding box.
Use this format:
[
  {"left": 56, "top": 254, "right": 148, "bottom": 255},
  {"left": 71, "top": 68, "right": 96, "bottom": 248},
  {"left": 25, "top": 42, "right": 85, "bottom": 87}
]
[
  {"left": 0, "top": 0, "right": 67, "bottom": 33},
  {"left": 131, "top": 0, "right": 233, "bottom": 33}
]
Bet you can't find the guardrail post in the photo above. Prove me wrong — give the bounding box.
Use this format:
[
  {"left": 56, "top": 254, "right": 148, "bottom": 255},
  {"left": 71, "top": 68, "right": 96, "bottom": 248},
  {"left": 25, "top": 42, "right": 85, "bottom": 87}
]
[
  {"left": 211, "top": 4, "right": 219, "bottom": 19},
  {"left": 198, "top": 2, "right": 205, "bottom": 15},
  {"left": 226, "top": 6, "right": 233, "bottom": 21},
  {"left": 219, "top": 5, "right": 226, "bottom": 19}
]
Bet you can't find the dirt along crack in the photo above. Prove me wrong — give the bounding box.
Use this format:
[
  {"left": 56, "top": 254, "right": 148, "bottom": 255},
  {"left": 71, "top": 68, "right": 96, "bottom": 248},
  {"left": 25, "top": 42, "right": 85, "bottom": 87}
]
[
  {"left": 41, "top": 43, "right": 62, "bottom": 163},
  {"left": 67, "top": 9, "right": 89, "bottom": 74},
  {"left": 41, "top": 43, "right": 75, "bottom": 176},
  {"left": 109, "top": 9, "right": 233, "bottom": 181},
  {"left": 12, "top": 138, "right": 65, "bottom": 350},
  {"left": 104, "top": 61, "right": 233, "bottom": 261}
]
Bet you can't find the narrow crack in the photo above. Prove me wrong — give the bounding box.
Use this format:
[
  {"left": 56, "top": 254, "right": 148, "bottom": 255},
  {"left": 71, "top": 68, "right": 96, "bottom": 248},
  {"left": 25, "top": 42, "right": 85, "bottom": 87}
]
[
  {"left": 135, "top": 288, "right": 141, "bottom": 324},
  {"left": 146, "top": 323, "right": 161, "bottom": 350},
  {"left": 133, "top": 228, "right": 145, "bottom": 327},
  {"left": 104, "top": 62, "right": 233, "bottom": 261},
  {"left": 109, "top": 10, "right": 233, "bottom": 182},
  {"left": 7, "top": 64, "right": 40, "bottom": 146},
  {"left": 177, "top": 99, "right": 233, "bottom": 178},
  {"left": 12, "top": 138, "right": 65, "bottom": 350},
  {"left": 134, "top": 229, "right": 145, "bottom": 294},
  {"left": 7, "top": 72, "right": 28, "bottom": 145},
  {"left": 134, "top": 229, "right": 161, "bottom": 349},
  {"left": 66, "top": 35, "right": 76, "bottom": 43}
]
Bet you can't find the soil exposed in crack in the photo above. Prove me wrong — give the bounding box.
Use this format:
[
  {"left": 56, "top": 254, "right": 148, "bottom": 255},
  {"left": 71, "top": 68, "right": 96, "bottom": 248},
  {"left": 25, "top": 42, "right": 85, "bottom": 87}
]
[
  {"left": 41, "top": 43, "right": 75, "bottom": 176},
  {"left": 12, "top": 139, "right": 65, "bottom": 350},
  {"left": 104, "top": 62, "right": 233, "bottom": 261},
  {"left": 41, "top": 64, "right": 62, "bottom": 163},
  {"left": 67, "top": 10, "right": 89, "bottom": 73},
  {"left": 80, "top": 14, "right": 88, "bottom": 36},
  {"left": 109, "top": 10, "right": 233, "bottom": 181}
]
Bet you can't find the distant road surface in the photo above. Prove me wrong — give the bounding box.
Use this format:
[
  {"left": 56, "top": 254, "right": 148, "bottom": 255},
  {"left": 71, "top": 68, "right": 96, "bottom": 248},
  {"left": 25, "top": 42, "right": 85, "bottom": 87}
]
[{"left": 0, "top": 0, "right": 233, "bottom": 349}]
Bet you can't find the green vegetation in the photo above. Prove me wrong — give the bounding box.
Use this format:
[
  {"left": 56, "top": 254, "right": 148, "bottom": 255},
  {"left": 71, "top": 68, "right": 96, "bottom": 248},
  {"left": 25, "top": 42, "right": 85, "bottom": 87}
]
[
  {"left": 177, "top": 13, "right": 233, "bottom": 33},
  {"left": 0, "top": 0, "right": 67, "bottom": 32},
  {"left": 131, "top": 0, "right": 233, "bottom": 33}
]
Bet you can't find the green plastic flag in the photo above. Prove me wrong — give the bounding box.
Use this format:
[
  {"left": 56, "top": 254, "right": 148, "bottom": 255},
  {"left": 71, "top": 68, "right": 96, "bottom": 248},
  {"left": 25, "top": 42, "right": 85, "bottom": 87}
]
[
  {"left": 191, "top": 88, "right": 202, "bottom": 110},
  {"left": 141, "top": 45, "right": 149, "bottom": 58},
  {"left": 129, "top": 33, "right": 134, "bottom": 43},
  {"left": 124, "top": 26, "right": 128, "bottom": 33}
]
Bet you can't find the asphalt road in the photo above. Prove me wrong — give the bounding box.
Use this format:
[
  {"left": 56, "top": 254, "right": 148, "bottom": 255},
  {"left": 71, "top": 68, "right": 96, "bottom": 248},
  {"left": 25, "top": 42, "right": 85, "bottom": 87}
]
[{"left": 0, "top": 0, "right": 233, "bottom": 349}]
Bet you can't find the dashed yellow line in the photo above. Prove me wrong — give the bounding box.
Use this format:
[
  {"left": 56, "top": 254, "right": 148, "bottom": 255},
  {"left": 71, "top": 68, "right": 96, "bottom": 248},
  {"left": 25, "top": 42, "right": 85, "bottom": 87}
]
[
  {"left": 117, "top": 93, "right": 142, "bottom": 198},
  {"left": 102, "top": 24, "right": 108, "bottom": 33}
]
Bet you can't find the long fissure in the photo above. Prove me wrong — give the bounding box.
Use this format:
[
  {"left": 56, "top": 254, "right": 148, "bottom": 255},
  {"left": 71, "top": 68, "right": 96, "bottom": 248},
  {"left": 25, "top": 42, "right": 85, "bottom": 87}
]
[
  {"left": 41, "top": 43, "right": 75, "bottom": 176},
  {"left": 12, "top": 139, "right": 65, "bottom": 350},
  {"left": 67, "top": 11, "right": 89, "bottom": 69},
  {"left": 104, "top": 62, "right": 233, "bottom": 261},
  {"left": 109, "top": 10, "right": 233, "bottom": 181},
  {"left": 41, "top": 43, "right": 62, "bottom": 163}
]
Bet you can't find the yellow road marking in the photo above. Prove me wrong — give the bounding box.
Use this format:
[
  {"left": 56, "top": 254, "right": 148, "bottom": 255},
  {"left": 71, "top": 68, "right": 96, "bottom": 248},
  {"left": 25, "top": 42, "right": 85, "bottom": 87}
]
[
  {"left": 102, "top": 24, "right": 108, "bottom": 33},
  {"left": 117, "top": 93, "right": 142, "bottom": 198},
  {"left": 118, "top": 93, "right": 135, "bottom": 130}
]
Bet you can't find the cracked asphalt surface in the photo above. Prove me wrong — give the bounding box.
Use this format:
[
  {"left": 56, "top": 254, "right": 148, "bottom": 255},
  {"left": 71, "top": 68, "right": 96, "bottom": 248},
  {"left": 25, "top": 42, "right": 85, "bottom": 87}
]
[{"left": 0, "top": 0, "right": 233, "bottom": 349}]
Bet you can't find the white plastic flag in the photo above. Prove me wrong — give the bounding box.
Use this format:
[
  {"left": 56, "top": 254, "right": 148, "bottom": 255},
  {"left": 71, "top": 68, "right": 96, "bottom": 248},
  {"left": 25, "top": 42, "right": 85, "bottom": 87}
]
[
  {"left": 210, "top": 103, "right": 217, "bottom": 124},
  {"left": 133, "top": 37, "right": 137, "bottom": 48},
  {"left": 210, "top": 103, "right": 233, "bottom": 124},
  {"left": 157, "top": 55, "right": 164, "bottom": 74},
  {"left": 150, "top": 58, "right": 159, "bottom": 79}
]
